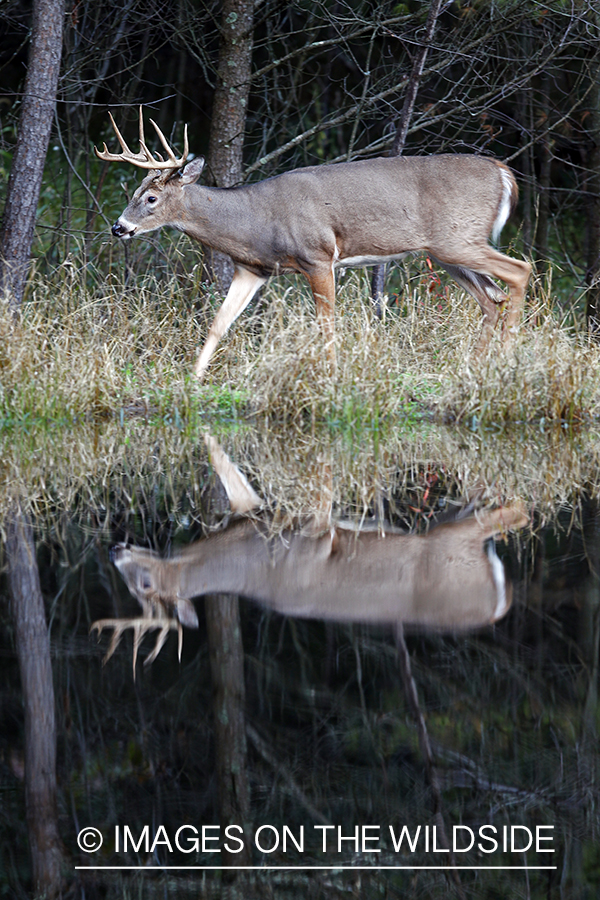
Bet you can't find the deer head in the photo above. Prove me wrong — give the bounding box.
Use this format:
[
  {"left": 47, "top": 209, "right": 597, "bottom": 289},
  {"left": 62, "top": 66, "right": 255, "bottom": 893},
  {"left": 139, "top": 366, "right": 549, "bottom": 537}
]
[{"left": 94, "top": 107, "right": 205, "bottom": 239}]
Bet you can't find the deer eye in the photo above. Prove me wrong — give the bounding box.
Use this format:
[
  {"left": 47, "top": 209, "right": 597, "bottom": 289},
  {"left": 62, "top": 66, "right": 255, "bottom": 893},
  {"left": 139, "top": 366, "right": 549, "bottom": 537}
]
[
  {"left": 139, "top": 571, "right": 152, "bottom": 590},
  {"left": 147, "top": 195, "right": 157, "bottom": 204}
]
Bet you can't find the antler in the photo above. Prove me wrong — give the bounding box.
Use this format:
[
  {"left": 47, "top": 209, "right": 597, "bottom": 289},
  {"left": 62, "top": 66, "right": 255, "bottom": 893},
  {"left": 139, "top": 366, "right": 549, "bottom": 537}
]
[
  {"left": 94, "top": 106, "right": 189, "bottom": 171},
  {"left": 91, "top": 615, "right": 183, "bottom": 680}
]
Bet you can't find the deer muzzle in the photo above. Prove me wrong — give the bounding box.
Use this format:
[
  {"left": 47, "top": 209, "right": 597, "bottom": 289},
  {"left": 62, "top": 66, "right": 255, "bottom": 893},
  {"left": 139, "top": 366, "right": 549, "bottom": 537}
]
[{"left": 112, "top": 220, "right": 135, "bottom": 238}]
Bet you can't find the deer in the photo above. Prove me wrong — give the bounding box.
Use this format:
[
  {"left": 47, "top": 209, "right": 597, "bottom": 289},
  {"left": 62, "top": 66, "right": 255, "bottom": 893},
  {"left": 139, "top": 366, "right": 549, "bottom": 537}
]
[
  {"left": 91, "top": 436, "right": 529, "bottom": 675},
  {"left": 95, "top": 109, "right": 531, "bottom": 380}
]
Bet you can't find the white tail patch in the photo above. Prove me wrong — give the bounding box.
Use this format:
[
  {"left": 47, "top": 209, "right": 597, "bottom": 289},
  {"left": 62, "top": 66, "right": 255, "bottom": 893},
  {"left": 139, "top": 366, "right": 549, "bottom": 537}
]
[
  {"left": 487, "top": 540, "right": 508, "bottom": 621},
  {"left": 491, "top": 167, "right": 514, "bottom": 244}
]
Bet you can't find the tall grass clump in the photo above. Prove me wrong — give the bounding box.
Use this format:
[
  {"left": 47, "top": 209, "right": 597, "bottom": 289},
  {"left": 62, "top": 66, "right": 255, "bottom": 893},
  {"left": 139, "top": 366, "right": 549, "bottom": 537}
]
[
  {"left": 217, "top": 268, "right": 600, "bottom": 428},
  {"left": 0, "top": 264, "right": 210, "bottom": 426},
  {"left": 435, "top": 282, "right": 598, "bottom": 427},
  {"left": 215, "top": 271, "right": 463, "bottom": 425}
]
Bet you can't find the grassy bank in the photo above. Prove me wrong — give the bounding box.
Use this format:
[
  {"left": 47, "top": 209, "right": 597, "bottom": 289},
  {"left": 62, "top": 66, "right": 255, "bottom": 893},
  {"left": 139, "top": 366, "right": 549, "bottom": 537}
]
[{"left": 0, "top": 262, "right": 595, "bottom": 431}]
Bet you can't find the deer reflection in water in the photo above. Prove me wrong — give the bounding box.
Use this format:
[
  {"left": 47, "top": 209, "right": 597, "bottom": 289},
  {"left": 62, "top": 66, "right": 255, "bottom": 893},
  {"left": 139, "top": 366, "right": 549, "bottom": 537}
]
[{"left": 92, "top": 438, "right": 528, "bottom": 673}]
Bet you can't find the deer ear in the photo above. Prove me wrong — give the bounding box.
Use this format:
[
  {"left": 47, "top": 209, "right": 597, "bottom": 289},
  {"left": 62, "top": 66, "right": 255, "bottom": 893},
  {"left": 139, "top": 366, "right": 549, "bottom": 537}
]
[
  {"left": 179, "top": 156, "right": 205, "bottom": 185},
  {"left": 176, "top": 597, "right": 199, "bottom": 628}
]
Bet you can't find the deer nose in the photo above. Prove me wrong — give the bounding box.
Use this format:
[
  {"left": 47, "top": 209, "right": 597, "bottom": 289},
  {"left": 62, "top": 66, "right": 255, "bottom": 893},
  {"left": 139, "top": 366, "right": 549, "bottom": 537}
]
[
  {"left": 109, "top": 543, "right": 129, "bottom": 563},
  {"left": 111, "top": 221, "right": 133, "bottom": 238}
]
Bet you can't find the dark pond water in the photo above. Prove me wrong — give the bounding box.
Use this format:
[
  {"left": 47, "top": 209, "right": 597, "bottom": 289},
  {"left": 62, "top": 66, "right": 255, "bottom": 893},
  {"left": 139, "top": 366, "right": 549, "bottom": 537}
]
[{"left": 1, "top": 432, "right": 599, "bottom": 899}]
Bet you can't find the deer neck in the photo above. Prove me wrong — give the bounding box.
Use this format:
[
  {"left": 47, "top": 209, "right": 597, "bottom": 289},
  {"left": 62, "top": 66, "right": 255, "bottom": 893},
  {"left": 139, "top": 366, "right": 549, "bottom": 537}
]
[
  {"left": 170, "top": 523, "right": 272, "bottom": 600},
  {"left": 178, "top": 185, "right": 258, "bottom": 261}
]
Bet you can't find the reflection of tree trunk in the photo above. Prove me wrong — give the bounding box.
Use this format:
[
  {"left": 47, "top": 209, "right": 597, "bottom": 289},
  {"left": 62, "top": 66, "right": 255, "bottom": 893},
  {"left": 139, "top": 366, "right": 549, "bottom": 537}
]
[
  {"left": 205, "top": 0, "right": 254, "bottom": 292},
  {"left": 0, "top": 0, "right": 65, "bottom": 310},
  {"left": 394, "top": 623, "right": 465, "bottom": 900},
  {"left": 205, "top": 594, "right": 252, "bottom": 869},
  {"left": 581, "top": 499, "right": 600, "bottom": 734},
  {"left": 6, "top": 505, "right": 64, "bottom": 897}
]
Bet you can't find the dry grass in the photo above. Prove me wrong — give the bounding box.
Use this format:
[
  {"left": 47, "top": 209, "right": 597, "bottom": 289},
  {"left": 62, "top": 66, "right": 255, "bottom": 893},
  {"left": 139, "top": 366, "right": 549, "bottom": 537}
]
[
  {"left": 1, "top": 412, "right": 599, "bottom": 536},
  {"left": 2, "top": 262, "right": 600, "bottom": 529},
  {"left": 0, "top": 266, "right": 222, "bottom": 425},
  {"left": 1, "top": 262, "right": 598, "bottom": 428},
  {"left": 214, "top": 269, "right": 599, "bottom": 427},
  {"left": 226, "top": 421, "right": 600, "bottom": 526}
]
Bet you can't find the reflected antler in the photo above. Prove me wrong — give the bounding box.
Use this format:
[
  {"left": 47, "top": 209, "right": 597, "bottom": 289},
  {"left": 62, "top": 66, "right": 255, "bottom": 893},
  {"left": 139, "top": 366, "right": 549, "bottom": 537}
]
[
  {"left": 91, "top": 615, "right": 183, "bottom": 680},
  {"left": 94, "top": 106, "right": 189, "bottom": 172}
]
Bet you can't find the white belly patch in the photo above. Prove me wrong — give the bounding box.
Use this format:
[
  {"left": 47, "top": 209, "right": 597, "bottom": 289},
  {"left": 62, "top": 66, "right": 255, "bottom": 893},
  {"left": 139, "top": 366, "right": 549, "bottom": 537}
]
[{"left": 335, "top": 252, "right": 409, "bottom": 268}]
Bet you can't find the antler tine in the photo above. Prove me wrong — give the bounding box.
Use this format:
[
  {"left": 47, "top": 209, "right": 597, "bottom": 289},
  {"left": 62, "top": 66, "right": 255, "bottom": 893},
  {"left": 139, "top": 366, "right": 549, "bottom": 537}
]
[
  {"left": 94, "top": 107, "right": 188, "bottom": 171},
  {"left": 137, "top": 105, "right": 156, "bottom": 165},
  {"left": 182, "top": 123, "right": 189, "bottom": 164},
  {"left": 149, "top": 117, "right": 189, "bottom": 168},
  {"left": 177, "top": 619, "right": 183, "bottom": 662},
  {"left": 131, "top": 622, "right": 146, "bottom": 679},
  {"left": 91, "top": 619, "right": 130, "bottom": 665},
  {"left": 109, "top": 110, "right": 133, "bottom": 156},
  {"left": 91, "top": 616, "right": 184, "bottom": 680},
  {"left": 94, "top": 111, "right": 149, "bottom": 165},
  {"left": 138, "top": 104, "right": 145, "bottom": 152}
]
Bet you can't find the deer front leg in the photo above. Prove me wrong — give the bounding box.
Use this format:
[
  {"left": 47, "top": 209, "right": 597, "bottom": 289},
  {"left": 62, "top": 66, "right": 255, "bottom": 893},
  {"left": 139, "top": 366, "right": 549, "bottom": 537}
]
[
  {"left": 306, "top": 266, "right": 337, "bottom": 373},
  {"left": 194, "top": 266, "right": 267, "bottom": 380}
]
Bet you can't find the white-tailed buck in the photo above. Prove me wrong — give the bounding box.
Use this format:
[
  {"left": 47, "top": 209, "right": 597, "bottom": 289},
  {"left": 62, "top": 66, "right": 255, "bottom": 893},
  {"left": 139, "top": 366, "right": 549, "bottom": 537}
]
[
  {"left": 96, "top": 109, "right": 531, "bottom": 379},
  {"left": 91, "top": 437, "right": 529, "bottom": 673}
]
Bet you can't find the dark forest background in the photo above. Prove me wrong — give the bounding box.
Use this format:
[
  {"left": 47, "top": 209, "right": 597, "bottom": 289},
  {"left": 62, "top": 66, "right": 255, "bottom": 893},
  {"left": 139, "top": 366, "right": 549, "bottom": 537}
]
[{"left": 1, "top": 0, "right": 599, "bottom": 316}]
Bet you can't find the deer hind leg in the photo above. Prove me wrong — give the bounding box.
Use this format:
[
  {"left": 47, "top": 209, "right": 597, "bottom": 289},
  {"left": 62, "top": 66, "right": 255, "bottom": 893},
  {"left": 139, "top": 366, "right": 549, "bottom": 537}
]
[
  {"left": 436, "top": 261, "right": 504, "bottom": 354},
  {"left": 436, "top": 251, "right": 531, "bottom": 354},
  {"left": 305, "top": 266, "right": 337, "bottom": 372},
  {"left": 475, "top": 502, "right": 529, "bottom": 537},
  {"left": 194, "top": 266, "right": 267, "bottom": 380},
  {"left": 483, "top": 250, "right": 531, "bottom": 341}
]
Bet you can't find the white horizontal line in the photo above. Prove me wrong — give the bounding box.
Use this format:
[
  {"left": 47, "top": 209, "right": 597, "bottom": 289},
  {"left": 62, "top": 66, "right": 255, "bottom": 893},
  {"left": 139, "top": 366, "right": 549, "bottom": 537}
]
[{"left": 75, "top": 865, "right": 558, "bottom": 871}]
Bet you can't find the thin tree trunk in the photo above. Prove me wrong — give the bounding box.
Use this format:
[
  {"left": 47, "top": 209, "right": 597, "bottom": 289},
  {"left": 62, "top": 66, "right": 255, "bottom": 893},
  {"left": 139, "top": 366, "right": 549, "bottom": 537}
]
[
  {"left": 0, "top": 0, "right": 66, "bottom": 311},
  {"left": 371, "top": 0, "right": 444, "bottom": 316},
  {"left": 6, "top": 505, "right": 64, "bottom": 897},
  {"left": 517, "top": 24, "right": 534, "bottom": 257},
  {"left": 205, "top": 0, "right": 254, "bottom": 292},
  {"left": 585, "top": 42, "right": 600, "bottom": 336},
  {"left": 534, "top": 70, "right": 552, "bottom": 276},
  {"left": 205, "top": 594, "right": 252, "bottom": 870}
]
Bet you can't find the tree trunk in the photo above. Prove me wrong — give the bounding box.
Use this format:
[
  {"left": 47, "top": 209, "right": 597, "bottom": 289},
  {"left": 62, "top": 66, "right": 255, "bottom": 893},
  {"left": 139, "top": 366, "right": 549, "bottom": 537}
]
[
  {"left": 205, "top": 594, "right": 252, "bottom": 870},
  {"left": 371, "top": 0, "right": 444, "bottom": 316},
  {"left": 205, "top": 0, "right": 254, "bottom": 292},
  {"left": 0, "top": 0, "right": 66, "bottom": 311},
  {"left": 6, "top": 505, "right": 64, "bottom": 897},
  {"left": 534, "top": 70, "right": 552, "bottom": 276},
  {"left": 517, "top": 25, "right": 534, "bottom": 257},
  {"left": 585, "top": 44, "right": 600, "bottom": 336}
]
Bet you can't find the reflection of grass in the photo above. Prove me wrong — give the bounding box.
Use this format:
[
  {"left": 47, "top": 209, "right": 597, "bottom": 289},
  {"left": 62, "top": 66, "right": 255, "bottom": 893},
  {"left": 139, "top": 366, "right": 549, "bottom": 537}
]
[
  {"left": 2, "top": 412, "right": 599, "bottom": 533},
  {"left": 2, "top": 264, "right": 598, "bottom": 430}
]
